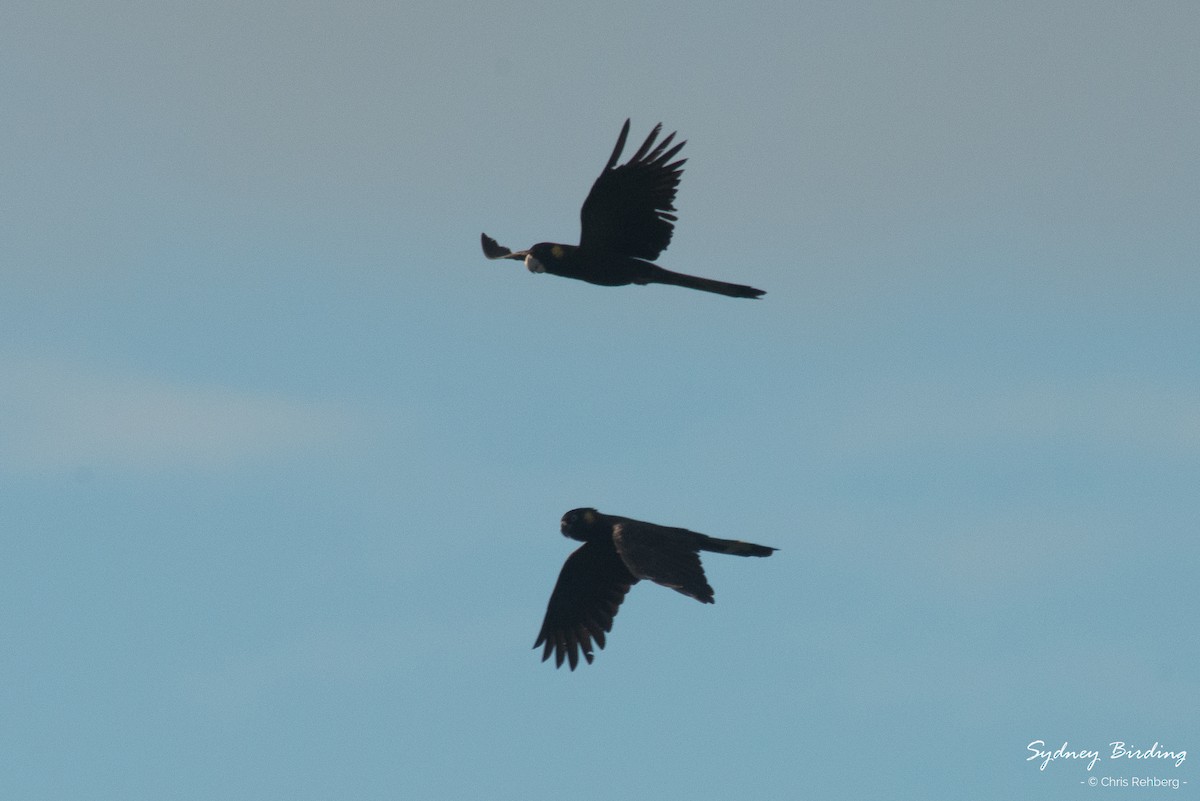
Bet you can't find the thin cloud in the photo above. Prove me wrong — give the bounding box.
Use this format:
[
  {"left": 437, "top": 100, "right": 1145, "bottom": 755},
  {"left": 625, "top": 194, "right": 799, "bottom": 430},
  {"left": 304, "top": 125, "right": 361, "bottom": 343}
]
[
  {"left": 0, "top": 356, "right": 358, "bottom": 474},
  {"left": 831, "top": 377, "right": 1200, "bottom": 456},
  {"left": 179, "top": 626, "right": 405, "bottom": 713}
]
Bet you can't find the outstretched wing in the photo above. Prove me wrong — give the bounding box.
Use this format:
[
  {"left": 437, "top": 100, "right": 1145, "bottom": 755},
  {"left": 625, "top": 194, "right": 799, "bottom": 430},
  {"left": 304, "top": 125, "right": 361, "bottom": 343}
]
[
  {"left": 612, "top": 520, "right": 716, "bottom": 604},
  {"left": 480, "top": 232, "right": 528, "bottom": 260},
  {"left": 534, "top": 540, "right": 637, "bottom": 670},
  {"left": 579, "top": 120, "right": 686, "bottom": 260}
]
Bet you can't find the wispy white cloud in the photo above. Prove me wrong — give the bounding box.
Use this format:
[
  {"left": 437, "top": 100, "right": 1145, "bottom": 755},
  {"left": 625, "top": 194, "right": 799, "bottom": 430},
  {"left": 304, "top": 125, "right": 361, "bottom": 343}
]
[
  {"left": 929, "top": 516, "right": 1101, "bottom": 596},
  {"left": 179, "top": 626, "right": 405, "bottom": 712},
  {"left": 830, "top": 377, "right": 1200, "bottom": 456},
  {"left": 0, "top": 356, "right": 358, "bottom": 474}
]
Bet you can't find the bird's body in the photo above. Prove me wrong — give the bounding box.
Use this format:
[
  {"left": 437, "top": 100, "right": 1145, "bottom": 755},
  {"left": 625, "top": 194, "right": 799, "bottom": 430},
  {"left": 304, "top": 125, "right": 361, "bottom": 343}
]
[
  {"left": 535, "top": 507, "right": 777, "bottom": 670},
  {"left": 481, "top": 120, "right": 765, "bottom": 299},
  {"left": 494, "top": 239, "right": 764, "bottom": 297}
]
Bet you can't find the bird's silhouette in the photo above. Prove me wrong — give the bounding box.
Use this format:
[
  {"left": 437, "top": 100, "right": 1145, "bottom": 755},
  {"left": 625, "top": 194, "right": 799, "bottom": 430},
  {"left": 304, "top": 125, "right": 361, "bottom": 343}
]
[
  {"left": 535, "top": 508, "right": 777, "bottom": 669},
  {"left": 482, "top": 120, "right": 765, "bottom": 298}
]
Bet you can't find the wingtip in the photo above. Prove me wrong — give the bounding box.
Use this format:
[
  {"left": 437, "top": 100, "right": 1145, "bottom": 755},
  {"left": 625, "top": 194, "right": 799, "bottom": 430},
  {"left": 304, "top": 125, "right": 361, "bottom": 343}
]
[
  {"left": 606, "top": 119, "right": 633, "bottom": 170},
  {"left": 481, "top": 232, "right": 514, "bottom": 260}
]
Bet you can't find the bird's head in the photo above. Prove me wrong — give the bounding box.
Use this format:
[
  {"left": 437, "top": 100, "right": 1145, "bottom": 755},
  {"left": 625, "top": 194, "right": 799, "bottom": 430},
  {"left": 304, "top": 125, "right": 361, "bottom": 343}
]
[
  {"left": 560, "top": 507, "right": 601, "bottom": 542},
  {"left": 525, "top": 242, "right": 571, "bottom": 274}
]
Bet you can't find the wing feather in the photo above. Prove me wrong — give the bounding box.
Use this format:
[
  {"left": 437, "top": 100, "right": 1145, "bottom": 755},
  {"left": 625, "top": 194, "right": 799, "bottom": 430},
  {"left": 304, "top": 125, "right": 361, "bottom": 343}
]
[
  {"left": 534, "top": 540, "right": 636, "bottom": 670},
  {"left": 579, "top": 120, "right": 687, "bottom": 260},
  {"left": 480, "top": 232, "right": 528, "bottom": 260},
  {"left": 612, "top": 521, "right": 716, "bottom": 604}
]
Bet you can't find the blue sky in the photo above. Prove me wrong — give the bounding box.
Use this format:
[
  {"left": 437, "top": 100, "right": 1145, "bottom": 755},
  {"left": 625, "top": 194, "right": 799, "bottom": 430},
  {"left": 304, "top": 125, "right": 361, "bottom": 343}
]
[{"left": 2, "top": 2, "right": 1197, "bottom": 799}]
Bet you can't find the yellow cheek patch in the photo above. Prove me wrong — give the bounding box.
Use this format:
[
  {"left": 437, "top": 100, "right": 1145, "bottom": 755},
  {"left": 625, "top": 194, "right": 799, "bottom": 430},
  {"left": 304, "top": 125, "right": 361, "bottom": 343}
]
[
  {"left": 583, "top": 509, "right": 596, "bottom": 525},
  {"left": 551, "top": 244, "right": 564, "bottom": 259}
]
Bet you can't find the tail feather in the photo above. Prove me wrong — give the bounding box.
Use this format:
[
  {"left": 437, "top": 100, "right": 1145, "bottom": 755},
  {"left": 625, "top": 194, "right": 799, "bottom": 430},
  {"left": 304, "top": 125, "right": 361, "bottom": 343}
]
[
  {"left": 695, "top": 534, "right": 777, "bottom": 557},
  {"left": 646, "top": 266, "right": 765, "bottom": 299}
]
